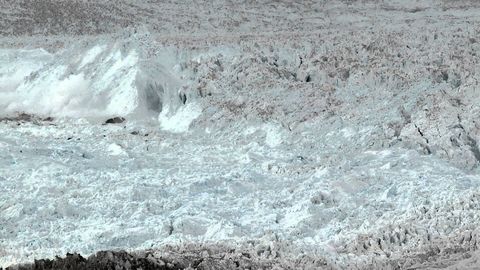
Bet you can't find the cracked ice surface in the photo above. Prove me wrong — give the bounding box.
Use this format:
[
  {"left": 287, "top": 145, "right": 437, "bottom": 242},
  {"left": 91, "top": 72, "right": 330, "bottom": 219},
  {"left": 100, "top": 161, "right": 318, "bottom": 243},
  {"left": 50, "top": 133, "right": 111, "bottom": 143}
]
[
  {"left": 1, "top": 116, "right": 480, "bottom": 268},
  {"left": 3, "top": 1, "right": 480, "bottom": 269}
]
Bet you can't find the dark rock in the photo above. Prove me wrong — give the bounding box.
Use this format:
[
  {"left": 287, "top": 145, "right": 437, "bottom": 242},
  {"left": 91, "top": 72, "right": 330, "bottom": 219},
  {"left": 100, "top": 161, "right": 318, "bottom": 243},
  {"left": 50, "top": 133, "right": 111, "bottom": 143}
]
[
  {"left": 0, "top": 113, "right": 54, "bottom": 124},
  {"left": 5, "top": 246, "right": 325, "bottom": 270},
  {"left": 305, "top": 74, "right": 311, "bottom": 82},
  {"left": 104, "top": 117, "right": 125, "bottom": 124},
  {"left": 179, "top": 93, "right": 187, "bottom": 105},
  {"left": 8, "top": 251, "right": 175, "bottom": 270}
]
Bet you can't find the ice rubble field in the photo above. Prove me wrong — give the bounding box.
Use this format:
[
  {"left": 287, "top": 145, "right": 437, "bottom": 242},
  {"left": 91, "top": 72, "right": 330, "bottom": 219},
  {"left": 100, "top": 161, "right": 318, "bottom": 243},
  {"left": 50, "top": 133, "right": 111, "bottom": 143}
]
[
  {"left": 3, "top": 0, "right": 480, "bottom": 269},
  {"left": 1, "top": 37, "right": 480, "bottom": 269},
  {"left": 2, "top": 112, "right": 480, "bottom": 268}
]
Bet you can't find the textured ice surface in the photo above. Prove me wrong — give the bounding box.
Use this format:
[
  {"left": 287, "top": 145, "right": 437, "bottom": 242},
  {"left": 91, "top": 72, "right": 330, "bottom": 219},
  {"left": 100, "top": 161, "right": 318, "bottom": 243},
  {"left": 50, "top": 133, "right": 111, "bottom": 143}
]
[
  {"left": 3, "top": 0, "right": 480, "bottom": 269},
  {"left": 1, "top": 118, "right": 480, "bottom": 268}
]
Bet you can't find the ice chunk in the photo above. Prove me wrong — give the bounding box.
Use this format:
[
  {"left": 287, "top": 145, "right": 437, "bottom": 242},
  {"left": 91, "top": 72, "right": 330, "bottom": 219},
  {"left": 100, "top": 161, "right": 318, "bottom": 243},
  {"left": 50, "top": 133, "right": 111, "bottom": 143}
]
[{"left": 159, "top": 102, "right": 202, "bottom": 133}]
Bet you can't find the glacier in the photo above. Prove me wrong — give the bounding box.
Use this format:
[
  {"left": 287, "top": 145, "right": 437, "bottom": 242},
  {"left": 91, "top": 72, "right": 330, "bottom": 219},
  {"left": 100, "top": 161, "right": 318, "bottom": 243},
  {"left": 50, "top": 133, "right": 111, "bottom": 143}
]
[{"left": 2, "top": 1, "right": 480, "bottom": 269}]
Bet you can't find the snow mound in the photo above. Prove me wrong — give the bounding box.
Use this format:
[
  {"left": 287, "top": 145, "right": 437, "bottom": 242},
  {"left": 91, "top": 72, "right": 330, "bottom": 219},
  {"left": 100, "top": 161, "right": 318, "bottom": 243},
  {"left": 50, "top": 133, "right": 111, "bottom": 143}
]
[{"left": 0, "top": 42, "right": 187, "bottom": 123}]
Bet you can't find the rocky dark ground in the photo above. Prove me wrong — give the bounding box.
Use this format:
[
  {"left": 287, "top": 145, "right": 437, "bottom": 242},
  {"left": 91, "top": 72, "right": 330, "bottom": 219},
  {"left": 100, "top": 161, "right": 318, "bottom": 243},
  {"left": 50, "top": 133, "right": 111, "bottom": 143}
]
[{"left": 2, "top": 245, "right": 327, "bottom": 270}]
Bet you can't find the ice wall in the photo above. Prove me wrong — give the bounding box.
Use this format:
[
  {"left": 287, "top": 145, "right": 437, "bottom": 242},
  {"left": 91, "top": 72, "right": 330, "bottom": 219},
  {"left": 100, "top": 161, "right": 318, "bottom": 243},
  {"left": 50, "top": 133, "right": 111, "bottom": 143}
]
[{"left": 0, "top": 42, "right": 185, "bottom": 123}]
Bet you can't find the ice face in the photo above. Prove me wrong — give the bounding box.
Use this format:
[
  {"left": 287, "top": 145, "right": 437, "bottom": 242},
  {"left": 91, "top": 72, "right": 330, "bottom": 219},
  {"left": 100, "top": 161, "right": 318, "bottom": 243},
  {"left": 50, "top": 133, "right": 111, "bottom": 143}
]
[{"left": 0, "top": 43, "right": 182, "bottom": 122}]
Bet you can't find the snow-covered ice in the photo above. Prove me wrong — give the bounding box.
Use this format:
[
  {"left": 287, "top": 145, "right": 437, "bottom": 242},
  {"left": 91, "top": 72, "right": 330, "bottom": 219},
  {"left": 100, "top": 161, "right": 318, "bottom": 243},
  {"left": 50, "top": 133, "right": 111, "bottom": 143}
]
[
  {"left": 3, "top": 0, "right": 480, "bottom": 269},
  {"left": 2, "top": 116, "right": 480, "bottom": 268}
]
